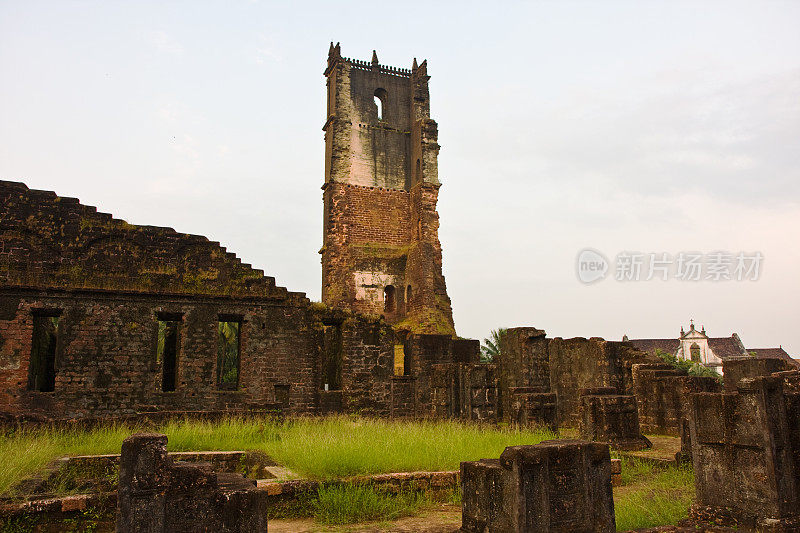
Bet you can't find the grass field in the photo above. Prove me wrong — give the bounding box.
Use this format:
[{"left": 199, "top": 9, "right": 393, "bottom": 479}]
[
  {"left": 613, "top": 457, "right": 695, "bottom": 531},
  {"left": 0, "top": 418, "right": 695, "bottom": 531},
  {"left": 0, "top": 415, "right": 556, "bottom": 497}
]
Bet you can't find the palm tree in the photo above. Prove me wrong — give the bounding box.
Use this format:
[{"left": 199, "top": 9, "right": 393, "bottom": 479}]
[{"left": 480, "top": 328, "right": 507, "bottom": 362}]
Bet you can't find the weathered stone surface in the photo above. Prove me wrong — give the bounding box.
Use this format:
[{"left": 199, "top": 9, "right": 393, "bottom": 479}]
[
  {"left": 579, "top": 389, "right": 652, "bottom": 451},
  {"left": 430, "top": 362, "right": 498, "bottom": 421},
  {"left": 686, "top": 371, "right": 800, "bottom": 531},
  {"left": 117, "top": 433, "right": 267, "bottom": 533},
  {"left": 722, "top": 356, "right": 794, "bottom": 392},
  {"left": 509, "top": 388, "right": 558, "bottom": 431},
  {"left": 321, "top": 45, "right": 455, "bottom": 335},
  {"left": 498, "top": 329, "right": 657, "bottom": 428},
  {"left": 461, "top": 439, "right": 615, "bottom": 532}
]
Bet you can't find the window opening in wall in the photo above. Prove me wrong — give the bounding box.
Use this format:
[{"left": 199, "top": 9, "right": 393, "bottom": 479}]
[
  {"left": 374, "top": 88, "right": 387, "bottom": 121},
  {"left": 274, "top": 383, "right": 291, "bottom": 408},
  {"left": 28, "top": 311, "right": 60, "bottom": 392},
  {"left": 323, "top": 323, "right": 343, "bottom": 391},
  {"left": 217, "top": 319, "right": 241, "bottom": 390},
  {"left": 690, "top": 342, "right": 701, "bottom": 363},
  {"left": 406, "top": 285, "right": 413, "bottom": 305},
  {"left": 384, "top": 285, "right": 396, "bottom": 313},
  {"left": 157, "top": 317, "right": 181, "bottom": 392},
  {"left": 394, "top": 344, "right": 406, "bottom": 376}
]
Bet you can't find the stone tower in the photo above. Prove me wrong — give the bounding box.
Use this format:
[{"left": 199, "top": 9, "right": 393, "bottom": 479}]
[{"left": 321, "top": 43, "right": 455, "bottom": 336}]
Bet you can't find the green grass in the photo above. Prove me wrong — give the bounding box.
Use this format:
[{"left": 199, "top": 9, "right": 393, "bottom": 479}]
[
  {"left": 613, "top": 458, "right": 695, "bottom": 531},
  {"left": 311, "top": 484, "right": 431, "bottom": 525},
  {"left": 0, "top": 415, "right": 556, "bottom": 497}
]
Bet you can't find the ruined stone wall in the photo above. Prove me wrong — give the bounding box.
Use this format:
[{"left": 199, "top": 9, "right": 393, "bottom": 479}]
[
  {"left": 338, "top": 314, "right": 394, "bottom": 416},
  {"left": 430, "top": 362, "right": 498, "bottom": 421},
  {"left": 722, "top": 356, "right": 794, "bottom": 392},
  {"left": 548, "top": 337, "right": 651, "bottom": 426},
  {"left": 321, "top": 45, "right": 454, "bottom": 335},
  {"left": 461, "top": 440, "right": 616, "bottom": 532},
  {"left": 0, "top": 289, "right": 319, "bottom": 419},
  {"left": 117, "top": 433, "right": 267, "bottom": 533},
  {"left": 404, "top": 334, "right": 482, "bottom": 417},
  {"left": 0, "top": 181, "right": 288, "bottom": 299},
  {"left": 498, "top": 328, "right": 657, "bottom": 427},
  {"left": 497, "top": 328, "right": 549, "bottom": 420},
  {"left": 390, "top": 376, "right": 416, "bottom": 417},
  {"left": 633, "top": 363, "right": 721, "bottom": 436},
  {"left": 0, "top": 181, "right": 418, "bottom": 421},
  {"left": 687, "top": 372, "right": 800, "bottom": 529}
]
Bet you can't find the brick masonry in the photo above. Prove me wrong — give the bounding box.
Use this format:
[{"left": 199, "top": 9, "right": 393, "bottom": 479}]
[
  {"left": 498, "top": 328, "right": 658, "bottom": 428},
  {"left": 321, "top": 45, "right": 455, "bottom": 335},
  {"left": 0, "top": 180, "right": 474, "bottom": 421}
]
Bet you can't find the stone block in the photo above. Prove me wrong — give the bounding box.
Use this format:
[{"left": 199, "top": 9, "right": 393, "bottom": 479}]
[
  {"left": 117, "top": 433, "right": 267, "bottom": 533},
  {"left": 723, "top": 357, "right": 793, "bottom": 392},
  {"left": 461, "top": 439, "right": 615, "bottom": 532},
  {"left": 579, "top": 391, "right": 651, "bottom": 451},
  {"left": 509, "top": 388, "right": 558, "bottom": 432},
  {"left": 686, "top": 372, "right": 800, "bottom": 531}
]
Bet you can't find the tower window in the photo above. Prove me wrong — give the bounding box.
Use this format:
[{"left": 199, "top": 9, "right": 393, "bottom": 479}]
[
  {"left": 217, "top": 319, "right": 241, "bottom": 390},
  {"left": 374, "top": 88, "right": 387, "bottom": 121},
  {"left": 384, "top": 285, "right": 396, "bottom": 313},
  {"left": 406, "top": 285, "right": 413, "bottom": 304},
  {"left": 28, "top": 311, "right": 60, "bottom": 392}
]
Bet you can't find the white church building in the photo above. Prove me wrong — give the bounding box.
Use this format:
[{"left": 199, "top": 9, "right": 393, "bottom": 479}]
[{"left": 623, "top": 321, "right": 797, "bottom": 375}]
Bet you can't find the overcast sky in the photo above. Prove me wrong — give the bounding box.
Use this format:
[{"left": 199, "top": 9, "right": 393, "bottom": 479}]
[{"left": 2, "top": 1, "right": 799, "bottom": 354}]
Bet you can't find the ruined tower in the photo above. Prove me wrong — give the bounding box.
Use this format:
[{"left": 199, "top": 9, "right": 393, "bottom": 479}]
[{"left": 321, "top": 43, "right": 455, "bottom": 336}]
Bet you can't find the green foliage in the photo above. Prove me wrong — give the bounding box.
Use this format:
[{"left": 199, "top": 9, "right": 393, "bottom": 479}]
[
  {"left": 217, "top": 321, "right": 240, "bottom": 388},
  {"left": 311, "top": 484, "right": 429, "bottom": 525},
  {"left": 614, "top": 459, "right": 695, "bottom": 530},
  {"left": 480, "top": 328, "right": 507, "bottom": 362},
  {"left": 0, "top": 416, "right": 556, "bottom": 497},
  {"left": 654, "top": 348, "right": 721, "bottom": 379}
]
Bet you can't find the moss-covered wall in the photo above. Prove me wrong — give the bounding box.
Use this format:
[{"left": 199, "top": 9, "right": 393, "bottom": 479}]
[{"left": 0, "top": 181, "right": 299, "bottom": 300}]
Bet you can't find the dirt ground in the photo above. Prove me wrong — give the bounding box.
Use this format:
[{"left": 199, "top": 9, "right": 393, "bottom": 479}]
[{"left": 269, "top": 504, "right": 462, "bottom": 533}]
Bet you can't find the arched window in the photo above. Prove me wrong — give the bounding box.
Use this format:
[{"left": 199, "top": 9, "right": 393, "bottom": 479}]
[
  {"left": 374, "top": 88, "right": 387, "bottom": 121},
  {"left": 690, "top": 343, "right": 701, "bottom": 362},
  {"left": 384, "top": 285, "right": 395, "bottom": 313},
  {"left": 406, "top": 285, "right": 412, "bottom": 304}
]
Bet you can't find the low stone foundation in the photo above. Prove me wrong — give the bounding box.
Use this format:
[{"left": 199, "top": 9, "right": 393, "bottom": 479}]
[
  {"left": 117, "top": 433, "right": 267, "bottom": 533},
  {"left": 460, "top": 439, "right": 615, "bottom": 532},
  {"left": 579, "top": 388, "right": 651, "bottom": 451}
]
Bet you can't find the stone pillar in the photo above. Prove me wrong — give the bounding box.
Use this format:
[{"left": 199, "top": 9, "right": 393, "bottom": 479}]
[
  {"left": 117, "top": 433, "right": 268, "bottom": 533},
  {"left": 117, "top": 433, "right": 169, "bottom": 532},
  {"left": 497, "top": 327, "right": 549, "bottom": 422},
  {"left": 687, "top": 372, "right": 800, "bottom": 531},
  {"left": 461, "top": 439, "right": 616, "bottom": 532},
  {"left": 579, "top": 388, "right": 651, "bottom": 450}
]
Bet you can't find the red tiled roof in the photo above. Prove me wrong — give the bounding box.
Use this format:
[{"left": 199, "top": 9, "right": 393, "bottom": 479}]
[
  {"left": 707, "top": 337, "right": 747, "bottom": 360},
  {"left": 626, "top": 339, "right": 679, "bottom": 356},
  {"left": 748, "top": 347, "right": 800, "bottom": 368}
]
